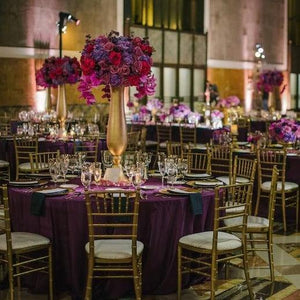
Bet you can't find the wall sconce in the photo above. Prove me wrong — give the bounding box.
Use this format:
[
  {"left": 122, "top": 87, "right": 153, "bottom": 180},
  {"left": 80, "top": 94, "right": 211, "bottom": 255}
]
[{"left": 254, "top": 44, "right": 266, "bottom": 60}]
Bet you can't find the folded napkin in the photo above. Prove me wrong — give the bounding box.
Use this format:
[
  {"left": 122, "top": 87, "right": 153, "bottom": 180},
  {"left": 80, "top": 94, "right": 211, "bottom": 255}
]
[
  {"left": 30, "top": 192, "right": 46, "bottom": 216},
  {"left": 189, "top": 193, "right": 203, "bottom": 215}
]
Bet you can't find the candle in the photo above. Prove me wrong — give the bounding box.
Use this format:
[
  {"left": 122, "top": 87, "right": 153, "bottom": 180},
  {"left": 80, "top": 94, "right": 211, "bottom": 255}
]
[{"left": 231, "top": 124, "right": 238, "bottom": 135}]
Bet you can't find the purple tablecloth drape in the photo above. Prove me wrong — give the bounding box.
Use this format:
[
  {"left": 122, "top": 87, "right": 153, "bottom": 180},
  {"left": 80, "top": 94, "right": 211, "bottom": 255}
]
[{"left": 8, "top": 178, "right": 215, "bottom": 299}]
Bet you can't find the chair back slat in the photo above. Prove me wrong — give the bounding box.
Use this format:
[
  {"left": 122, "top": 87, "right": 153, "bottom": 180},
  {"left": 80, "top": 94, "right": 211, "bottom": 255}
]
[
  {"left": 73, "top": 135, "right": 99, "bottom": 162},
  {"left": 187, "top": 151, "right": 211, "bottom": 174}
]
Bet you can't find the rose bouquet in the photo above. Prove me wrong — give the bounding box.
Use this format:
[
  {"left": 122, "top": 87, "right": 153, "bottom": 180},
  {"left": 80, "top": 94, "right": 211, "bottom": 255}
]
[
  {"left": 36, "top": 56, "right": 81, "bottom": 88},
  {"left": 169, "top": 103, "right": 191, "bottom": 120},
  {"left": 269, "top": 118, "right": 300, "bottom": 143},
  {"left": 79, "top": 31, "right": 156, "bottom": 104},
  {"left": 256, "top": 70, "right": 284, "bottom": 93},
  {"left": 217, "top": 96, "right": 240, "bottom": 108}
]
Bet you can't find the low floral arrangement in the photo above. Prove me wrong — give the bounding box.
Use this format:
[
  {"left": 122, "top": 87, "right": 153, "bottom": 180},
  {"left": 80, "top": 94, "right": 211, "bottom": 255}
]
[
  {"left": 36, "top": 56, "right": 81, "bottom": 88},
  {"left": 212, "top": 127, "right": 230, "bottom": 144},
  {"left": 269, "top": 118, "right": 300, "bottom": 143},
  {"left": 146, "top": 98, "right": 163, "bottom": 112},
  {"left": 247, "top": 131, "right": 264, "bottom": 145},
  {"left": 79, "top": 31, "right": 156, "bottom": 104},
  {"left": 211, "top": 110, "right": 224, "bottom": 120},
  {"left": 217, "top": 96, "right": 240, "bottom": 108},
  {"left": 169, "top": 103, "right": 191, "bottom": 120},
  {"left": 256, "top": 70, "right": 285, "bottom": 93},
  {"left": 187, "top": 112, "right": 201, "bottom": 124}
]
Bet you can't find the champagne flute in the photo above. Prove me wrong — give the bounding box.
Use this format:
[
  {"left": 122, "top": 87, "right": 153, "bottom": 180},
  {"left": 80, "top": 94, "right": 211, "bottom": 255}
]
[{"left": 158, "top": 161, "right": 165, "bottom": 187}]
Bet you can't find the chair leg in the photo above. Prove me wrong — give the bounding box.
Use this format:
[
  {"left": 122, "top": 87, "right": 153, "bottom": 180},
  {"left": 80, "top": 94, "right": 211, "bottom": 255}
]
[
  {"left": 8, "top": 263, "right": 14, "bottom": 300},
  {"left": 133, "top": 257, "right": 141, "bottom": 300},
  {"left": 242, "top": 243, "right": 254, "bottom": 300},
  {"left": 48, "top": 245, "right": 54, "bottom": 300},
  {"left": 254, "top": 190, "right": 261, "bottom": 216},
  {"left": 267, "top": 233, "right": 275, "bottom": 282},
  {"left": 15, "top": 255, "right": 21, "bottom": 294},
  {"left": 281, "top": 196, "right": 287, "bottom": 232},
  {"left": 249, "top": 233, "right": 256, "bottom": 256},
  {"left": 210, "top": 257, "right": 217, "bottom": 300},
  {"left": 177, "top": 245, "right": 182, "bottom": 300},
  {"left": 84, "top": 258, "right": 94, "bottom": 300},
  {"left": 296, "top": 191, "right": 299, "bottom": 231}
]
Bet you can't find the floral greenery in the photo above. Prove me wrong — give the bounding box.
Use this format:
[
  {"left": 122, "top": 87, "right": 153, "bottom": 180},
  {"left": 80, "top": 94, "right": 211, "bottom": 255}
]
[
  {"left": 169, "top": 103, "right": 191, "bottom": 119},
  {"left": 269, "top": 119, "right": 300, "bottom": 143},
  {"left": 79, "top": 31, "right": 156, "bottom": 105},
  {"left": 36, "top": 56, "right": 81, "bottom": 88},
  {"left": 247, "top": 131, "right": 264, "bottom": 144},
  {"left": 256, "top": 70, "right": 284, "bottom": 93},
  {"left": 217, "top": 96, "right": 240, "bottom": 108}
]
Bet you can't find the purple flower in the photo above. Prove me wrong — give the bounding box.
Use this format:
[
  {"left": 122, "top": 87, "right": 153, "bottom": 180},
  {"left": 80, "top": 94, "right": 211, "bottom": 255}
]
[
  {"left": 217, "top": 96, "right": 240, "bottom": 108},
  {"left": 211, "top": 110, "right": 224, "bottom": 119},
  {"left": 269, "top": 118, "right": 300, "bottom": 143},
  {"left": 146, "top": 98, "right": 163, "bottom": 111},
  {"left": 257, "top": 70, "right": 284, "bottom": 93}
]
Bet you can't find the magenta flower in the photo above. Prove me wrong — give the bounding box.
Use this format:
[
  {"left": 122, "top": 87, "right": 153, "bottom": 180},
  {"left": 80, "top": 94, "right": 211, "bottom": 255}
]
[
  {"left": 79, "top": 31, "right": 156, "bottom": 104},
  {"left": 256, "top": 70, "right": 284, "bottom": 93},
  {"left": 169, "top": 103, "right": 191, "bottom": 119},
  {"left": 36, "top": 56, "right": 81, "bottom": 88},
  {"left": 269, "top": 118, "right": 300, "bottom": 143},
  {"left": 217, "top": 96, "right": 240, "bottom": 108},
  {"left": 146, "top": 98, "right": 163, "bottom": 111}
]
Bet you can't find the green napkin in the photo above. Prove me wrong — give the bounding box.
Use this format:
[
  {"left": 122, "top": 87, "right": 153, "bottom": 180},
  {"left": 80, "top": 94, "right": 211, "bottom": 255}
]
[
  {"left": 189, "top": 193, "right": 203, "bottom": 215},
  {"left": 30, "top": 192, "right": 46, "bottom": 216},
  {"left": 113, "top": 197, "right": 131, "bottom": 223}
]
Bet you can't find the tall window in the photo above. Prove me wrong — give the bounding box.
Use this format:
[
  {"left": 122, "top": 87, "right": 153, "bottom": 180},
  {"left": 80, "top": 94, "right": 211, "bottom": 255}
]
[{"left": 124, "top": 0, "right": 206, "bottom": 109}]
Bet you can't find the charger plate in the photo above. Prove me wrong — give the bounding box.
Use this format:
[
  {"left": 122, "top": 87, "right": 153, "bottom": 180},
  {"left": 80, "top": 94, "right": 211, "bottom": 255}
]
[
  {"left": 159, "top": 186, "right": 198, "bottom": 195},
  {"left": 186, "top": 179, "right": 223, "bottom": 188}
]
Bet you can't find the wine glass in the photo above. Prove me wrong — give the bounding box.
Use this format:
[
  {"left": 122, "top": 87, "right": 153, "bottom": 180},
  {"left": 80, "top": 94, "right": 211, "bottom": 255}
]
[
  {"left": 158, "top": 160, "right": 166, "bottom": 187},
  {"left": 49, "top": 159, "right": 59, "bottom": 186},
  {"left": 167, "top": 162, "right": 177, "bottom": 187},
  {"left": 81, "top": 168, "right": 92, "bottom": 190},
  {"left": 132, "top": 167, "right": 145, "bottom": 190},
  {"left": 102, "top": 150, "right": 113, "bottom": 170},
  {"left": 93, "top": 162, "right": 102, "bottom": 185},
  {"left": 59, "top": 154, "right": 69, "bottom": 183}
]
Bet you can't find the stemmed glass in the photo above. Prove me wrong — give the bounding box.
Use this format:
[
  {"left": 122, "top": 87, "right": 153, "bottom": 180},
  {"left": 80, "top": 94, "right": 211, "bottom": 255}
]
[
  {"left": 132, "top": 167, "right": 145, "bottom": 190},
  {"left": 59, "top": 154, "right": 69, "bottom": 183},
  {"left": 167, "top": 162, "right": 177, "bottom": 187},
  {"left": 81, "top": 167, "right": 92, "bottom": 190},
  {"left": 49, "top": 159, "right": 59, "bottom": 186},
  {"left": 142, "top": 152, "right": 152, "bottom": 180},
  {"left": 102, "top": 150, "right": 113, "bottom": 170},
  {"left": 93, "top": 162, "right": 102, "bottom": 185},
  {"left": 158, "top": 160, "right": 166, "bottom": 187}
]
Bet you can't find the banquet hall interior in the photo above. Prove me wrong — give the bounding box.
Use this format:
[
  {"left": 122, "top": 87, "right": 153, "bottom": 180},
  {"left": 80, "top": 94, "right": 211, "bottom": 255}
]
[{"left": 1, "top": 0, "right": 300, "bottom": 299}]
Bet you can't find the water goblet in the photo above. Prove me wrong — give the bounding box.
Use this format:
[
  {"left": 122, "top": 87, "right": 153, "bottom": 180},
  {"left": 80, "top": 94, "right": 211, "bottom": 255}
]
[
  {"left": 49, "top": 159, "right": 59, "bottom": 186},
  {"left": 93, "top": 162, "right": 102, "bottom": 185},
  {"left": 102, "top": 150, "right": 113, "bottom": 170},
  {"left": 158, "top": 160, "right": 166, "bottom": 187},
  {"left": 81, "top": 168, "right": 92, "bottom": 190},
  {"left": 167, "top": 162, "right": 177, "bottom": 187}
]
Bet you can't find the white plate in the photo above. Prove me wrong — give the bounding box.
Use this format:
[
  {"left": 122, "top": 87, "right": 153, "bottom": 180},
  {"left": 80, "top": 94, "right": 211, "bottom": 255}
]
[
  {"left": 66, "top": 174, "right": 78, "bottom": 179},
  {"left": 233, "top": 149, "right": 250, "bottom": 153},
  {"left": 185, "top": 173, "right": 211, "bottom": 178},
  {"left": 9, "top": 180, "right": 39, "bottom": 185},
  {"left": 140, "top": 185, "right": 159, "bottom": 190},
  {"left": 37, "top": 188, "right": 68, "bottom": 195},
  {"left": 148, "top": 173, "right": 161, "bottom": 178},
  {"left": 59, "top": 184, "right": 79, "bottom": 190},
  {"left": 194, "top": 180, "right": 223, "bottom": 186},
  {"left": 50, "top": 178, "right": 69, "bottom": 183},
  {"left": 166, "top": 180, "right": 185, "bottom": 185},
  {"left": 167, "top": 188, "right": 197, "bottom": 194}
]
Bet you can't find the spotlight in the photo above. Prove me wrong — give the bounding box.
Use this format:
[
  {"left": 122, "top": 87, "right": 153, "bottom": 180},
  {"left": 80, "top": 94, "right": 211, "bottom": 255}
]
[{"left": 254, "top": 43, "right": 266, "bottom": 60}]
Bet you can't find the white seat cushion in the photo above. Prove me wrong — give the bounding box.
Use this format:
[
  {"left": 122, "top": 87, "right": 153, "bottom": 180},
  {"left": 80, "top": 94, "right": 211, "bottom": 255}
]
[
  {"left": 225, "top": 201, "right": 245, "bottom": 214},
  {"left": 179, "top": 231, "right": 242, "bottom": 251},
  {"left": 0, "top": 232, "right": 50, "bottom": 251},
  {"left": 85, "top": 239, "right": 144, "bottom": 259},
  {"left": 261, "top": 181, "right": 298, "bottom": 191},
  {"left": 18, "top": 162, "right": 32, "bottom": 172},
  {"left": 0, "top": 160, "right": 9, "bottom": 168},
  {"left": 159, "top": 142, "right": 167, "bottom": 148},
  {"left": 224, "top": 215, "right": 269, "bottom": 229},
  {"left": 217, "top": 176, "right": 250, "bottom": 185},
  {"left": 145, "top": 140, "right": 158, "bottom": 146}
]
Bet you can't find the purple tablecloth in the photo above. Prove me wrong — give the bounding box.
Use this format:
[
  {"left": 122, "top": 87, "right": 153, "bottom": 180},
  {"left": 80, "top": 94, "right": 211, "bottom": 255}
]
[{"left": 8, "top": 178, "right": 215, "bottom": 299}]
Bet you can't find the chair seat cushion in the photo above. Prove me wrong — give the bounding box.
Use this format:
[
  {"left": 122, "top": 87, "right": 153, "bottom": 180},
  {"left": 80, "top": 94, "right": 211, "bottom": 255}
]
[
  {"left": 179, "top": 231, "right": 241, "bottom": 251},
  {"left": 19, "top": 162, "right": 48, "bottom": 172},
  {"left": 145, "top": 140, "right": 158, "bottom": 146},
  {"left": 0, "top": 232, "right": 50, "bottom": 251},
  {"left": 224, "top": 215, "right": 269, "bottom": 229},
  {"left": 225, "top": 201, "right": 245, "bottom": 214},
  {"left": 0, "top": 160, "right": 9, "bottom": 168},
  {"left": 159, "top": 142, "right": 167, "bottom": 148},
  {"left": 216, "top": 176, "right": 249, "bottom": 185},
  {"left": 261, "top": 181, "right": 298, "bottom": 191},
  {"left": 85, "top": 239, "right": 144, "bottom": 259}
]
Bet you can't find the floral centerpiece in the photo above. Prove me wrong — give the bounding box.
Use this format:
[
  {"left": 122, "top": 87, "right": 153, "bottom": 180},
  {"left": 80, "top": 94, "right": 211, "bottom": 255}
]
[
  {"left": 169, "top": 103, "right": 191, "bottom": 122},
  {"left": 211, "top": 109, "right": 224, "bottom": 129},
  {"left": 256, "top": 70, "right": 284, "bottom": 93},
  {"left": 269, "top": 118, "right": 300, "bottom": 143},
  {"left": 187, "top": 112, "right": 201, "bottom": 124},
  {"left": 212, "top": 127, "right": 231, "bottom": 144},
  {"left": 36, "top": 56, "right": 81, "bottom": 87},
  {"left": 217, "top": 96, "right": 240, "bottom": 108},
  {"left": 146, "top": 98, "right": 163, "bottom": 112},
  {"left": 79, "top": 30, "right": 156, "bottom": 104},
  {"left": 247, "top": 131, "right": 264, "bottom": 145}
]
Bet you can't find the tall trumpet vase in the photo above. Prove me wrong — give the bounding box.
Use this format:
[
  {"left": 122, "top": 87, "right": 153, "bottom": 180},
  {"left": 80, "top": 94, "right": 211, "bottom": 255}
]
[
  {"left": 105, "top": 87, "right": 128, "bottom": 182},
  {"left": 56, "top": 84, "right": 67, "bottom": 138}
]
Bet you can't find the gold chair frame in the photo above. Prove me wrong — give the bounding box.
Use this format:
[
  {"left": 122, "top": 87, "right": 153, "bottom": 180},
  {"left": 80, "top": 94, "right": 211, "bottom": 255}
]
[
  {"left": 0, "top": 185, "right": 53, "bottom": 300},
  {"left": 186, "top": 151, "right": 211, "bottom": 174},
  {"left": 29, "top": 150, "right": 60, "bottom": 174},
  {"left": 84, "top": 189, "right": 143, "bottom": 300},
  {"left": 73, "top": 135, "right": 99, "bottom": 163}
]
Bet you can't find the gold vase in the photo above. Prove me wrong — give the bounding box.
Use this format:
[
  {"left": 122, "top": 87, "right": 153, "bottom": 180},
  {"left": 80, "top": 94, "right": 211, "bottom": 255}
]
[
  {"left": 56, "top": 84, "right": 67, "bottom": 137},
  {"left": 46, "top": 87, "right": 52, "bottom": 113},
  {"left": 105, "top": 87, "right": 128, "bottom": 182},
  {"left": 268, "top": 86, "right": 281, "bottom": 111}
]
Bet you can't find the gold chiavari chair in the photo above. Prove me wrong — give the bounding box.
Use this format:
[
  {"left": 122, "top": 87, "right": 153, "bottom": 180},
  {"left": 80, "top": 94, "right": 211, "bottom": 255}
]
[
  {"left": 224, "top": 166, "right": 278, "bottom": 281},
  {"left": 127, "top": 131, "right": 140, "bottom": 151},
  {"left": 29, "top": 150, "right": 60, "bottom": 175},
  {"left": 0, "top": 185, "right": 53, "bottom": 300},
  {"left": 84, "top": 189, "right": 143, "bottom": 300},
  {"left": 255, "top": 147, "right": 299, "bottom": 232},
  {"left": 73, "top": 135, "right": 99, "bottom": 163},
  {"left": 219, "top": 156, "right": 257, "bottom": 185},
  {"left": 0, "top": 160, "right": 10, "bottom": 181},
  {"left": 186, "top": 151, "right": 211, "bottom": 174},
  {"left": 167, "top": 141, "right": 183, "bottom": 159},
  {"left": 179, "top": 124, "right": 197, "bottom": 147},
  {"left": 207, "top": 144, "right": 233, "bottom": 184},
  {"left": 177, "top": 182, "right": 254, "bottom": 300},
  {"left": 13, "top": 136, "right": 38, "bottom": 180},
  {"left": 0, "top": 122, "right": 11, "bottom": 135},
  {"left": 156, "top": 123, "right": 172, "bottom": 153}
]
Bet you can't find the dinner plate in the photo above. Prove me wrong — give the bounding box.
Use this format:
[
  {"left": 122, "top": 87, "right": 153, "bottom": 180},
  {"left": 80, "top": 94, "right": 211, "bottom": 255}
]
[
  {"left": 9, "top": 179, "right": 48, "bottom": 187},
  {"left": 184, "top": 173, "right": 211, "bottom": 179},
  {"left": 36, "top": 188, "right": 68, "bottom": 196},
  {"left": 59, "top": 184, "right": 79, "bottom": 190},
  {"left": 166, "top": 180, "right": 185, "bottom": 185},
  {"left": 194, "top": 179, "right": 224, "bottom": 187},
  {"left": 159, "top": 187, "right": 198, "bottom": 195},
  {"left": 148, "top": 173, "right": 161, "bottom": 178},
  {"left": 140, "top": 185, "right": 160, "bottom": 190}
]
